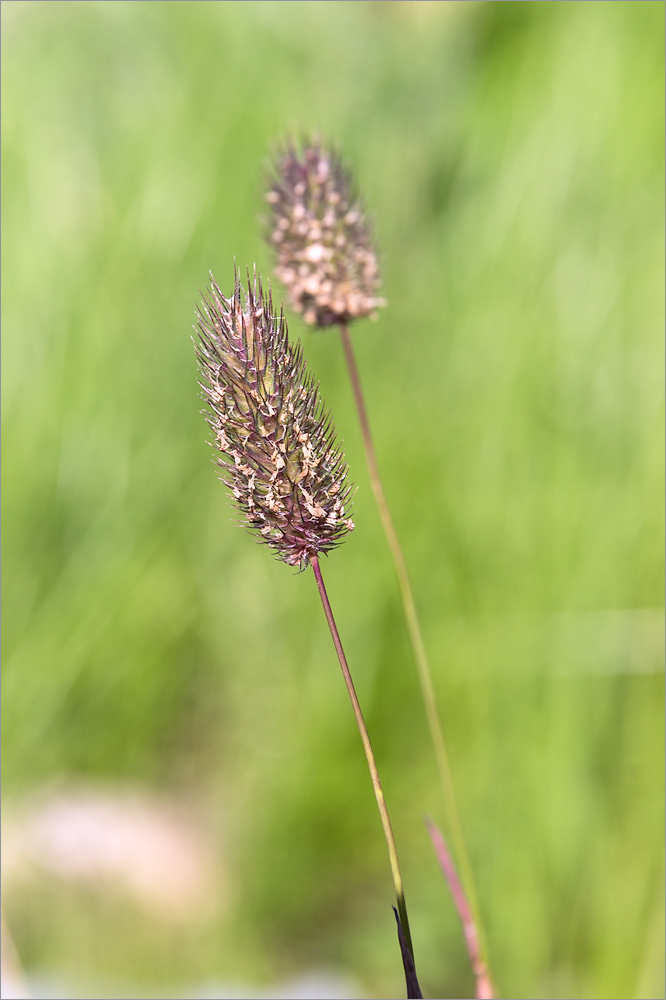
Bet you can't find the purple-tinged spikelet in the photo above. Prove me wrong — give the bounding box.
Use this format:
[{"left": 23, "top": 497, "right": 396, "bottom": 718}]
[
  {"left": 265, "top": 138, "right": 385, "bottom": 328},
  {"left": 195, "top": 271, "right": 355, "bottom": 569}
]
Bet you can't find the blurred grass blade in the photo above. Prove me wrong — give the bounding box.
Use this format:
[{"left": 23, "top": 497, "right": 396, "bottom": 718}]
[
  {"left": 1, "top": 909, "right": 31, "bottom": 1000},
  {"left": 426, "top": 817, "right": 494, "bottom": 1000}
]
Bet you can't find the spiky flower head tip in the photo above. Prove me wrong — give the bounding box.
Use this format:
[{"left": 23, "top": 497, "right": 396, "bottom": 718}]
[
  {"left": 195, "top": 271, "right": 355, "bottom": 569},
  {"left": 265, "top": 138, "right": 385, "bottom": 328}
]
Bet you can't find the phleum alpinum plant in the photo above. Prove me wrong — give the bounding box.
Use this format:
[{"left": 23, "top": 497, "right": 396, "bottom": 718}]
[
  {"left": 264, "top": 137, "right": 493, "bottom": 999},
  {"left": 194, "top": 270, "right": 422, "bottom": 999}
]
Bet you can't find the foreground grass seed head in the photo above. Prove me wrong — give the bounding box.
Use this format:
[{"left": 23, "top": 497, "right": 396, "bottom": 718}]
[
  {"left": 195, "top": 271, "right": 355, "bottom": 569},
  {"left": 265, "top": 138, "right": 385, "bottom": 327}
]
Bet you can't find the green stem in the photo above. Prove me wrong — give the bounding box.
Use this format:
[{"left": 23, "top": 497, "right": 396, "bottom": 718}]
[
  {"left": 310, "top": 554, "right": 414, "bottom": 960},
  {"left": 338, "top": 321, "right": 489, "bottom": 971}
]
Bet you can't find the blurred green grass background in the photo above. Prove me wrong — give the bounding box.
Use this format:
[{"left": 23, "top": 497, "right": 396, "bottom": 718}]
[{"left": 1, "top": 2, "right": 664, "bottom": 997}]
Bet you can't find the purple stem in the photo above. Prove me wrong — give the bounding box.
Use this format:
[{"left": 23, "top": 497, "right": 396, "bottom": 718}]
[{"left": 426, "top": 817, "right": 494, "bottom": 1000}]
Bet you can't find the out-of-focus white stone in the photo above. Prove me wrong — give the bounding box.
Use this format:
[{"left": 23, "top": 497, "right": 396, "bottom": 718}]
[{"left": 2, "top": 785, "right": 221, "bottom": 922}]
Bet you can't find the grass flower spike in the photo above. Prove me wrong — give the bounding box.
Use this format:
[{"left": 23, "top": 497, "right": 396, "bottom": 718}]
[
  {"left": 265, "top": 139, "right": 385, "bottom": 327},
  {"left": 194, "top": 268, "right": 420, "bottom": 997},
  {"left": 195, "top": 271, "right": 354, "bottom": 569}
]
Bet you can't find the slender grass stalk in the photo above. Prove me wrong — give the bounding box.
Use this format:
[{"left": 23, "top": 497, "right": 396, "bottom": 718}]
[
  {"left": 311, "top": 554, "right": 414, "bottom": 962},
  {"left": 339, "top": 321, "right": 486, "bottom": 960}
]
